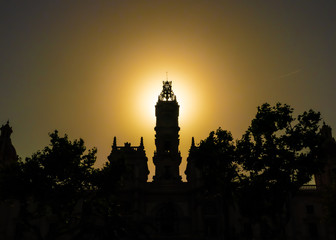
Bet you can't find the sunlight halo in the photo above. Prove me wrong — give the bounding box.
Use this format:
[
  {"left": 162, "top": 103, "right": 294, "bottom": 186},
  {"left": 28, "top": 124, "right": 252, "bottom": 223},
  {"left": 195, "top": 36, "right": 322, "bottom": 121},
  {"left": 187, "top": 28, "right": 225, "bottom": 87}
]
[{"left": 130, "top": 73, "right": 200, "bottom": 132}]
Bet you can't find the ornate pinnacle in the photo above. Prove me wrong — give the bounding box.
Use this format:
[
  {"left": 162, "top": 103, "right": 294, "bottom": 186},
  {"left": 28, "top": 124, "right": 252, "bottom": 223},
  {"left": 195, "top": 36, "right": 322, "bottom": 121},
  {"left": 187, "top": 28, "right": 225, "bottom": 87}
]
[
  {"left": 112, "top": 136, "right": 117, "bottom": 150},
  {"left": 159, "top": 81, "right": 176, "bottom": 101},
  {"left": 140, "top": 137, "right": 144, "bottom": 148}
]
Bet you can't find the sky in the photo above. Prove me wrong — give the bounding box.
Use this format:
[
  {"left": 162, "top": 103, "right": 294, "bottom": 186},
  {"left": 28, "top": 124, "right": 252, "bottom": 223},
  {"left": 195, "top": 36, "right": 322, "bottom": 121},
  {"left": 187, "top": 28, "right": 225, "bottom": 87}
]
[{"left": 1, "top": 1, "right": 336, "bottom": 181}]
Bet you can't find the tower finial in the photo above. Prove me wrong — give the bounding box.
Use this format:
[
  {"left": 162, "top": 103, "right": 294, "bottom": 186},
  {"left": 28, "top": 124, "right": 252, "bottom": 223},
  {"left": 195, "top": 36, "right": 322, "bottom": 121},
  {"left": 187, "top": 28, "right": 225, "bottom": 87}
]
[
  {"left": 191, "top": 137, "right": 195, "bottom": 148},
  {"left": 112, "top": 136, "right": 117, "bottom": 150},
  {"left": 166, "top": 72, "right": 168, "bottom": 81},
  {"left": 140, "top": 136, "right": 144, "bottom": 148},
  {"left": 159, "top": 80, "right": 176, "bottom": 101}
]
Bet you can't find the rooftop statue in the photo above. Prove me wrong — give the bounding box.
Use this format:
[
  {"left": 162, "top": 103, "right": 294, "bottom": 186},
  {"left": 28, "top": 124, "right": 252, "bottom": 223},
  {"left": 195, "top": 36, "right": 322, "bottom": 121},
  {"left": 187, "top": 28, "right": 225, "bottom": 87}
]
[
  {"left": 159, "top": 81, "right": 176, "bottom": 102},
  {"left": 0, "top": 121, "right": 18, "bottom": 165}
]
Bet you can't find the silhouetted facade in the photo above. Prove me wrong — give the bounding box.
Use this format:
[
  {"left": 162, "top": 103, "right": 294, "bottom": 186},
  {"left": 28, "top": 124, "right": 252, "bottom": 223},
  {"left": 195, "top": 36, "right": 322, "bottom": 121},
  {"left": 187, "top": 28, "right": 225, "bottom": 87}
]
[
  {"left": 1, "top": 82, "right": 335, "bottom": 240},
  {"left": 110, "top": 81, "right": 336, "bottom": 240},
  {"left": 110, "top": 82, "right": 200, "bottom": 239}
]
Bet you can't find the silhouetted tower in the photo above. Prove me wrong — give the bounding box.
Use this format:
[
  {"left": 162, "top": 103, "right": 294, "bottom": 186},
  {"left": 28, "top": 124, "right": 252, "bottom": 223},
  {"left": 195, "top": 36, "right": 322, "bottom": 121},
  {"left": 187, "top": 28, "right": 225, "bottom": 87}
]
[
  {"left": 0, "top": 121, "right": 18, "bottom": 165},
  {"left": 108, "top": 137, "right": 149, "bottom": 186},
  {"left": 153, "top": 81, "right": 182, "bottom": 183},
  {"left": 315, "top": 124, "right": 336, "bottom": 189}
]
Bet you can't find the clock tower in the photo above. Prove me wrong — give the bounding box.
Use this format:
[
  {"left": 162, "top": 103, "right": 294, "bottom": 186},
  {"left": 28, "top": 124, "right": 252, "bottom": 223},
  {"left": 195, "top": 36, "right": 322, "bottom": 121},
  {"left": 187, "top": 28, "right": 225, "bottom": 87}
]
[{"left": 153, "top": 81, "right": 182, "bottom": 183}]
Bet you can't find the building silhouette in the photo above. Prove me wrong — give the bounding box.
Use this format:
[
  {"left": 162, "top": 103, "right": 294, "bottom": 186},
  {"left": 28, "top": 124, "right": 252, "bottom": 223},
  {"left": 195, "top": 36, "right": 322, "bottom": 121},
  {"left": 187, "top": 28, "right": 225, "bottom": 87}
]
[
  {"left": 0, "top": 81, "right": 335, "bottom": 239},
  {"left": 108, "top": 81, "right": 336, "bottom": 240},
  {"left": 109, "top": 81, "right": 197, "bottom": 239}
]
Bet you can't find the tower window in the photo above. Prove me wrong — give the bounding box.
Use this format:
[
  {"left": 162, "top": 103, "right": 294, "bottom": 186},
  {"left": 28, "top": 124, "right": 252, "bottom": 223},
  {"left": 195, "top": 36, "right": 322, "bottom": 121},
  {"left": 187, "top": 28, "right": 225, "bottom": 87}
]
[
  {"left": 306, "top": 205, "right": 315, "bottom": 214},
  {"left": 164, "top": 166, "right": 171, "bottom": 179},
  {"left": 308, "top": 222, "right": 318, "bottom": 238},
  {"left": 204, "top": 218, "right": 218, "bottom": 237},
  {"left": 164, "top": 141, "right": 171, "bottom": 153},
  {"left": 156, "top": 204, "right": 178, "bottom": 235}
]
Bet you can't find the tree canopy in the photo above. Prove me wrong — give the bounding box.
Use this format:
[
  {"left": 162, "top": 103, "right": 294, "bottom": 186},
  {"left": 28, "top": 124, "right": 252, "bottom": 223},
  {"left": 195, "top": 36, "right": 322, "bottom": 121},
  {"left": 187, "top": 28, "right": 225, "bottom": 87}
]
[
  {"left": 0, "top": 102, "right": 332, "bottom": 240},
  {"left": 0, "top": 130, "right": 134, "bottom": 240},
  {"left": 190, "top": 102, "right": 328, "bottom": 239},
  {"left": 192, "top": 128, "right": 238, "bottom": 195}
]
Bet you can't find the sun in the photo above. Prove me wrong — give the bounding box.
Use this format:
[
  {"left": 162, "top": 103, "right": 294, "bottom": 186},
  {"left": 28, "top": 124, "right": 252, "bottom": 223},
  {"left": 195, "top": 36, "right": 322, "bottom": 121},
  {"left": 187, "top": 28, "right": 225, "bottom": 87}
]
[{"left": 130, "top": 73, "right": 198, "bottom": 131}]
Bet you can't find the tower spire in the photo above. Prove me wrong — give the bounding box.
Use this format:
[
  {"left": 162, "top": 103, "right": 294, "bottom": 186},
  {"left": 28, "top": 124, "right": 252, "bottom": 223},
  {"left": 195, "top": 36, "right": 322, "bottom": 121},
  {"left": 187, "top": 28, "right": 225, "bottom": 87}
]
[
  {"left": 140, "top": 137, "right": 144, "bottom": 148},
  {"left": 0, "top": 121, "right": 18, "bottom": 165},
  {"left": 159, "top": 80, "right": 176, "bottom": 102},
  {"left": 112, "top": 136, "right": 117, "bottom": 150},
  {"left": 153, "top": 79, "right": 181, "bottom": 183}
]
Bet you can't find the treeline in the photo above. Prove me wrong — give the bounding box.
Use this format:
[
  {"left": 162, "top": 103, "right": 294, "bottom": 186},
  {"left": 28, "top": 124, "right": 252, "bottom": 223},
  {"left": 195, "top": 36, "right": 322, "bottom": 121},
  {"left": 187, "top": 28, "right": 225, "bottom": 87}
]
[
  {"left": 0, "top": 131, "right": 146, "bottom": 240},
  {"left": 0, "top": 102, "right": 335, "bottom": 240},
  {"left": 187, "top": 103, "right": 336, "bottom": 239}
]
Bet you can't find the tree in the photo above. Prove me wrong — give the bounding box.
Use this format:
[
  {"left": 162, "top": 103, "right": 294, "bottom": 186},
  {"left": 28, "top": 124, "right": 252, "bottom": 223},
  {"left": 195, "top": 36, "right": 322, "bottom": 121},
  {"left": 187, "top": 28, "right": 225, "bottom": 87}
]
[
  {"left": 0, "top": 130, "right": 145, "bottom": 240},
  {"left": 190, "top": 128, "right": 239, "bottom": 239},
  {"left": 192, "top": 128, "right": 238, "bottom": 194},
  {"left": 190, "top": 103, "right": 327, "bottom": 239},
  {"left": 236, "top": 103, "right": 325, "bottom": 239},
  {"left": 0, "top": 130, "right": 98, "bottom": 239}
]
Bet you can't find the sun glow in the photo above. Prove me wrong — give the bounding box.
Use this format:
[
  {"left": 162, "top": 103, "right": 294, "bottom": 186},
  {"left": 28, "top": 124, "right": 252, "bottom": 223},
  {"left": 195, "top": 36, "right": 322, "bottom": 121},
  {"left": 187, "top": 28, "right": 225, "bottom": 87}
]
[
  {"left": 111, "top": 70, "right": 211, "bottom": 181},
  {"left": 131, "top": 73, "right": 198, "bottom": 131}
]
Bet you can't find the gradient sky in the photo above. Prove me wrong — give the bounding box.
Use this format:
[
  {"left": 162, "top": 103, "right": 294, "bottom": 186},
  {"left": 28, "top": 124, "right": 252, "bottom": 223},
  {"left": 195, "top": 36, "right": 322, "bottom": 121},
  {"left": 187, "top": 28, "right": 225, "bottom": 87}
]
[{"left": 1, "top": 1, "right": 336, "bottom": 181}]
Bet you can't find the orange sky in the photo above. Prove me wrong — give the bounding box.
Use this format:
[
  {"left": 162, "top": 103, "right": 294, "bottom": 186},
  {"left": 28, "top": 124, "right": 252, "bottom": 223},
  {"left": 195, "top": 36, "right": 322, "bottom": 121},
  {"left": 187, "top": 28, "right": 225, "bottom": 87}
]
[{"left": 1, "top": 1, "right": 336, "bottom": 181}]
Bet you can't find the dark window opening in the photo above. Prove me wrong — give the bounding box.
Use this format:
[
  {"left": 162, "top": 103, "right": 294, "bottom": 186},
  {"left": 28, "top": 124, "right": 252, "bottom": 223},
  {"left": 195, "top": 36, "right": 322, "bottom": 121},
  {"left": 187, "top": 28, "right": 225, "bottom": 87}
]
[
  {"left": 306, "top": 205, "right": 315, "bottom": 215},
  {"left": 243, "top": 223, "right": 252, "bottom": 238},
  {"left": 308, "top": 222, "right": 318, "bottom": 238},
  {"left": 156, "top": 204, "right": 178, "bottom": 235},
  {"left": 164, "top": 141, "right": 171, "bottom": 153},
  {"left": 204, "top": 218, "right": 218, "bottom": 237},
  {"left": 164, "top": 166, "right": 171, "bottom": 179}
]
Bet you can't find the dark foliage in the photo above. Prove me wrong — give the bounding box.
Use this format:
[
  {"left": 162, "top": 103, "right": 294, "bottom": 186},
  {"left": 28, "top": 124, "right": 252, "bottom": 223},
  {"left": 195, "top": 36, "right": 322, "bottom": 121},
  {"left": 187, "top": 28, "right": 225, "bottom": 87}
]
[
  {"left": 0, "top": 130, "right": 138, "bottom": 240},
  {"left": 237, "top": 103, "right": 326, "bottom": 239},
  {"left": 192, "top": 103, "right": 327, "bottom": 239},
  {"left": 192, "top": 128, "right": 238, "bottom": 195}
]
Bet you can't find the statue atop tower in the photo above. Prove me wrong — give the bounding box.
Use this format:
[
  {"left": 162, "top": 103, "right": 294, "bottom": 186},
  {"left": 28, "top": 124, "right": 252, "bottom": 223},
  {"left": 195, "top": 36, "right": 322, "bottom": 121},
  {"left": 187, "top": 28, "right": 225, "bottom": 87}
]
[
  {"left": 153, "top": 81, "right": 182, "bottom": 183},
  {"left": 0, "top": 121, "right": 18, "bottom": 165},
  {"left": 159, "top": 81, "right": 176, "bottom": 102}
]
